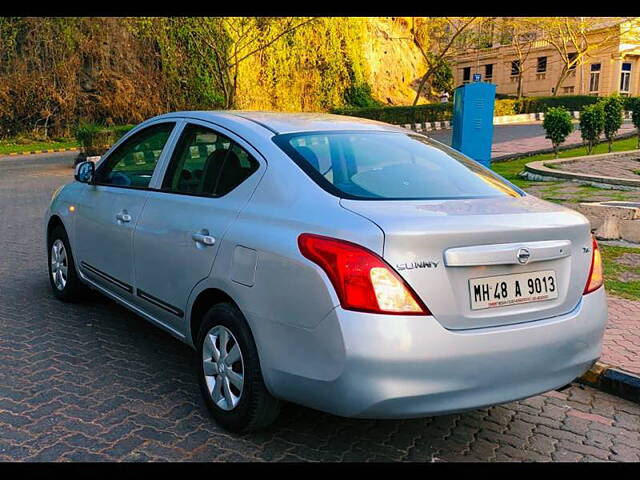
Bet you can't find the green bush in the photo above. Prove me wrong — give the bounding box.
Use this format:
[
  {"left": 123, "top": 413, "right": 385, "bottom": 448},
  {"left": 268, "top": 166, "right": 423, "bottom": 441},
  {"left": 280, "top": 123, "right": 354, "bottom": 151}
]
[
  {"left": 631, "top": 98, "right": 640, "bottom": 149},
  {"left": 331, "top": 103, "right": 453, "bottom": 125},
  {"left": 112, "top": 124, "right": 135, "bottom": 140},
  {"left": 542, "top": 107, "right": 573, "bottom": 157},
  {"left": 579, "top": 103, "right": 605, "bottom": 155},
  {"left": 601, "top": 95, "right": 624, "bottom": 152},
  {"left": 343, "top": 83, "right": 381, "bottom": 108},
  {"left": 74, "top": 123, "right": 135, "bottom": 156},
  {"left": 516, "top": 95, "right": 600, "bottom": 114}
]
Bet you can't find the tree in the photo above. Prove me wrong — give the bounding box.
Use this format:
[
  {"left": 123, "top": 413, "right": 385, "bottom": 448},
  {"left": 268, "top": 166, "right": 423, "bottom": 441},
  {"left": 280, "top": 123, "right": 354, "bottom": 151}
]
[
  {"left": 631, "top": 99, "right": 640, "bottom": 149},
  {"left": 579, "top": 103, "right": 604, "bottom": 154},
  {"left": 543, "top": 107, "right": 573, "bottom": 157},
  {"left": 602, "top": 95, "right": 623, "bottom": 152},
  {"left": 500, "top": 18, "right": 538, "bottom": 98},
  {"left": 404, "top": 17, "right": 479, "bottom": 105},
  {"left": 177, "top": 17, "right": 316, "bottom": 109},
  {"left": 537, "top": 17, "right": 634, "bottom": 96},
  {"left": 429, "top": 58, "right": 454, "bottom": 96}
]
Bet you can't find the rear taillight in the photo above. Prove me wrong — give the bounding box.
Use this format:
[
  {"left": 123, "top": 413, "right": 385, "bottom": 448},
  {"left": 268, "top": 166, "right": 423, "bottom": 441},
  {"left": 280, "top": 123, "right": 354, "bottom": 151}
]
[
  {"left": 583, "top": 235, "right": 604, "bottom": 295},
  {"left": 298, "top": 233, "right": 430, "bottom": 315}
]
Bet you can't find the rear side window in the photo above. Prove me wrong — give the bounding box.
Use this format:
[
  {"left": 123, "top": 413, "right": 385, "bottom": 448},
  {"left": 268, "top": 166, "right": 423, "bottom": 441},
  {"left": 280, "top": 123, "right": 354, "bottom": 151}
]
[
  {"left": 162, "top": 123, "right": 259, "bottom": 196},
  {"left": 274, "top": 131, "right": 522, "bottom": 200}
]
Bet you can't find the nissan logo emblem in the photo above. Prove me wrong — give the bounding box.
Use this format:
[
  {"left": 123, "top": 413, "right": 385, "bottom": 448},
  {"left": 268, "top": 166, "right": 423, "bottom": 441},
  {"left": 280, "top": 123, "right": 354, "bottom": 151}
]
[{"left": 517, "top": 248, "right": 531, "bottom": 265}]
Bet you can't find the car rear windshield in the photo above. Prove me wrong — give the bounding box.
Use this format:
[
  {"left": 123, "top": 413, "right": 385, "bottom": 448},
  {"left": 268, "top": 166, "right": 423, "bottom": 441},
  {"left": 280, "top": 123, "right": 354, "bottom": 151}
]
[{"left": 273, "top": 131, "right": 523, "bottom": 200}]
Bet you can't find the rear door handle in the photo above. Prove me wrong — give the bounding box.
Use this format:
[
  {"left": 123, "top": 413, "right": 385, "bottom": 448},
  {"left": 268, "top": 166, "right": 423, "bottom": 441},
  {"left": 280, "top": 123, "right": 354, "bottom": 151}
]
[
  {"left": 192, "top": 230, "right": 216, "bottom": 246},
  {"left": 116, "top": 210, "right": 132, "bottom": 223}
]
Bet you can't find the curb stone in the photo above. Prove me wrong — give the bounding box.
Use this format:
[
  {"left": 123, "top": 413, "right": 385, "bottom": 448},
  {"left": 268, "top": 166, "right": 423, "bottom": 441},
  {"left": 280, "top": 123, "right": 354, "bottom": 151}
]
[
  {"left": 579, "top": 361, "right": 640, "bottom": 404},
  {"left": 6, "top": 147, "right": 79, "bottom": 156},
  {"left": 523, "top": 149, "right": 640, "bottom": 187}
]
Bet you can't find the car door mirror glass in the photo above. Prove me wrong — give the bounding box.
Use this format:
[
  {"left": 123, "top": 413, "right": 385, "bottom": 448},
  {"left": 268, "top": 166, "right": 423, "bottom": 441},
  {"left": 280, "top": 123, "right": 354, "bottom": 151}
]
[{"left": 74, "top": 161, "right": 95, "bottom": 184}]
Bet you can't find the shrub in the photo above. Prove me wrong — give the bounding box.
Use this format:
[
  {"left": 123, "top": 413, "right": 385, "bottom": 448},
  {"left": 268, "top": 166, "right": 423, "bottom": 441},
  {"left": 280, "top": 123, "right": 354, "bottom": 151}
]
[
  {"left": 601, "top": 95, "right": 624, "bottom": 152},
  {"left": 579, "top": 103, "right": 605, "bottom": 155},
  {"left": 632, "top": 98, "right": 640, "bottom": 149},
  {"left": 494, "top": 99, "right": 517, "bottom": 117},
  {"left": 542, "top": 107, "right": 573, "bottom": 157},
  {"left": 331, "top": 103, "right": 453, "bottom": 125},
  {"left": 515, "top": 95, "right": 599, "bottom": 115},
  {"left": 74, "top": 123, "right": 134, "bottom": 156},
  {"left": 343, "top": 83, "right": 381, "bottom": 108},
  {"left": 112, "top": 124, "right": 136, "bottom": 140}
]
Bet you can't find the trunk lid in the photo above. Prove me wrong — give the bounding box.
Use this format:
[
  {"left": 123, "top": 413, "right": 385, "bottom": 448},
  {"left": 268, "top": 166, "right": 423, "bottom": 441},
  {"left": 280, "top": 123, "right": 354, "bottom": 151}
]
[{"left": 341, "top": 195, "right": 593, "bottom": 330}]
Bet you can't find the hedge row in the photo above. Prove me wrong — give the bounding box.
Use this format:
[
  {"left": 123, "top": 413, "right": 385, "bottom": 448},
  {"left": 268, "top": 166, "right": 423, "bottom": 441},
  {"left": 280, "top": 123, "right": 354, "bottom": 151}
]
[
  {"left": 501, "top": 95, "right": 640, "bottom": 114},
  {"left": 332, "top": 95, "right": 640, "bottom": 125},
  {"left": 330, "top": 104, "right": 452, "bottom": 125}
]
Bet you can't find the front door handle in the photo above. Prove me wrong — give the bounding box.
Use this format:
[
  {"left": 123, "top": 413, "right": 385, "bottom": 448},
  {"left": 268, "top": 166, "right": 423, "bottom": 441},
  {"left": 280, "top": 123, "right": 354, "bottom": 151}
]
[
  {"left": 116, "top": 210, "right": 132, "bottom": 223},
  {"left": 192, "top": 230, "right": 216, "bottom": 246}
]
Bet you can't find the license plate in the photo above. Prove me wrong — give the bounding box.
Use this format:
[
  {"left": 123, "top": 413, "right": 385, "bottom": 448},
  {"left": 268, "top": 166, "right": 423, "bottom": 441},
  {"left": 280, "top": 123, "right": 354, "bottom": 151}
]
[{"left": 469, "top": 270, "right": 558, "bottom": 311}]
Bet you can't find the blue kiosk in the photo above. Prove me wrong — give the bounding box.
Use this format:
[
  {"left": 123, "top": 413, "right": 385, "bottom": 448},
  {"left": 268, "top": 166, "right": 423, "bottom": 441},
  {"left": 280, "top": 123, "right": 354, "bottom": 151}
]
[{"left": 451, "top": 80, "right": 496, "bottom": 168}]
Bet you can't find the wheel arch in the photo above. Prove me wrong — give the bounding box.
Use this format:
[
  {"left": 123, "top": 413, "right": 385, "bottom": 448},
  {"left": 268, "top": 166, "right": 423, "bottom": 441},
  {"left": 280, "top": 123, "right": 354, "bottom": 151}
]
[
  {"left": 46, "top": 214, "right": 66, "bottom": 244},
  {"left": 189, "top": 287, "right": 239, "bottom": 347}
]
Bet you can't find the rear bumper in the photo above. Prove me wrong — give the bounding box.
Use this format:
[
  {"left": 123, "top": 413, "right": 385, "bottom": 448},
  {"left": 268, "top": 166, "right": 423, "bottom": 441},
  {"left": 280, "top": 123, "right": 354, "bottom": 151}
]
[{"left": 263, "top": 288, "right": 607, "bottom": 418}]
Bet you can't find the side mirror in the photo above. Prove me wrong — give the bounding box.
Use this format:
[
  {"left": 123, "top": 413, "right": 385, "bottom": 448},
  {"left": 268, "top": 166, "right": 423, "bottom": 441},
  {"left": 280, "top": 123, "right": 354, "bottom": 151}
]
[{"left": 74, "top": 161, "right": 95, "bottom": 184}]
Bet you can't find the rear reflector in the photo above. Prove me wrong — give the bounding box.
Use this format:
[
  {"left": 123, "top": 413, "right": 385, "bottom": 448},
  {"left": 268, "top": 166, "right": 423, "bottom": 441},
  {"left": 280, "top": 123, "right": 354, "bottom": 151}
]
[
  {"left": 583, "top": 235, "right": 604, "bottom": 295},
  {"left": 298, "top": 233, "right": 430, "bottom": 315}
]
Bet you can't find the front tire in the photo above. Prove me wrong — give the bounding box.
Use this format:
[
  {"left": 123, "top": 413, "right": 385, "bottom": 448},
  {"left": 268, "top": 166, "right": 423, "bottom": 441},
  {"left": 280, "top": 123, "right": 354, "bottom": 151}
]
[
  {"left": 197, "top": 303, "right": 280, "bottom": 432},
  {"left": 47, "top": 225, "right": 87, "bottom": 302}
]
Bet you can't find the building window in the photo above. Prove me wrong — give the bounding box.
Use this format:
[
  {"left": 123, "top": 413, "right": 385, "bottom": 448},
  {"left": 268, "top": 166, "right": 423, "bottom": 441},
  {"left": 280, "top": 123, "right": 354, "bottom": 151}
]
[
  {"left": 462, "top": 67, "right": 471, "bottom": 84},
  {"left": 562, "top": 86, "right": 575, "bottom": 94},
  {"left": 484, "top": 64, "right": 493, "bottom": 81},
  {"left": 537, "top": 56, "right": 547, "bottom": 73},
  {"left": 589, "top": 63, "right": 601, "bottom": 93},
  {"left": 568, "top": 52, "right": 578, "bottom": 70},
  {"left": 511, "top": 60, "right": 520, "bottom": 76},
  {"left": 620, "top": 62, "right": 632, "bottom": 93}
]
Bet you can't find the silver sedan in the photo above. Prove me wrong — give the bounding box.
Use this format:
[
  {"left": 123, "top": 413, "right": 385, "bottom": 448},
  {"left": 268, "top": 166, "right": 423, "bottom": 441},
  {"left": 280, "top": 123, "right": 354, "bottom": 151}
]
[{"left": 45, "top": 111, "right": 607, "bottom": 432}]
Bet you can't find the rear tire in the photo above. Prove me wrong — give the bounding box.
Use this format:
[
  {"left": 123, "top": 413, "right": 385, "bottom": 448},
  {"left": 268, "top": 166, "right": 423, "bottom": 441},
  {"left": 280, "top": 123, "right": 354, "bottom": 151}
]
[
  {"left": 47, "top": 225, "right": 87, "bottom": 302},
  {"left": 197, "top": 303, "right": 280, "bottom": 432}
]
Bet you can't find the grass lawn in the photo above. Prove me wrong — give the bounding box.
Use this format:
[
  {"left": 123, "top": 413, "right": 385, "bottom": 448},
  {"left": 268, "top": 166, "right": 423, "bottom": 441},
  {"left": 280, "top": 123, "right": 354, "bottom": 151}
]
[
  {"left": 0, "top": 138, "right": 79, "bottom": 155},
  {"left": 491, "top": 140, "right": 640, "bottom": 301},
  {"left": 600, "top": 244, "right": 640, "bottom": 301},
  {"left": 491, "top": 135, "right": 640, "bottom": 189}
]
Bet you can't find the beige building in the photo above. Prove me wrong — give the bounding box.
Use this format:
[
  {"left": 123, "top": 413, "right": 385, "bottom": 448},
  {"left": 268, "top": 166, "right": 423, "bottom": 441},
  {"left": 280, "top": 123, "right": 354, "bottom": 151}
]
[{"left": 451, "top": 18, "right": 640, "bottom": 98}]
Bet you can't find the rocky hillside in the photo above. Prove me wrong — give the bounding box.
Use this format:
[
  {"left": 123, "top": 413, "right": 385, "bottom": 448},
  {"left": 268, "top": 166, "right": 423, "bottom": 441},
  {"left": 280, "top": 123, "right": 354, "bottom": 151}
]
[{"left": 0, "top": 17, "right": 426, "bottom": 138}]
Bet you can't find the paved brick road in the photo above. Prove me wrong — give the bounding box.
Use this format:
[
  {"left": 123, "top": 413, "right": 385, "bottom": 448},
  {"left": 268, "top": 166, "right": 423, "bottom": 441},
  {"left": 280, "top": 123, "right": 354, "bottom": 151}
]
[
  {"left": 1, "top": 153, "right": 639, "bottom": 462},
  {"left": 429, "top": 120, "right": 636, "bottom": 159},
  {"left": 603, "top": 298, "right": 640, "bottom": 376}
]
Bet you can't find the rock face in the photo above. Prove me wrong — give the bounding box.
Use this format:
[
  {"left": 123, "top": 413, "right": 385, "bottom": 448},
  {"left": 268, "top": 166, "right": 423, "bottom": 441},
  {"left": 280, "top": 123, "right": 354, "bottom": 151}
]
[{"left": 363, "top": 18, "right": 425, "bottom": 106}]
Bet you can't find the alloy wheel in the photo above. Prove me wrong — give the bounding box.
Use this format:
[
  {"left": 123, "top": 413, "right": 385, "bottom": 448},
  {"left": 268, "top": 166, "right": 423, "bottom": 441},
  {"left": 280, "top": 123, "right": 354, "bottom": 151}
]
[
  {"left": 202, "top": 325, "right": 245, "bottom": 411},
  {"left": 50, "top": 239, "right": 68, "bottom": 291}
]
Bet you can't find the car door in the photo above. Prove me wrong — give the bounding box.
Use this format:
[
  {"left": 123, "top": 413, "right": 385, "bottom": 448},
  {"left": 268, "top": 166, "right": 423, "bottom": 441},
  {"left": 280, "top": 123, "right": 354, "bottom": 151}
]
[
  {"left": 132, "top": 120, "right": 265, "bottom": 332},
  {"left": 74, "top": 121, "right": 177, "bottom": 301}
]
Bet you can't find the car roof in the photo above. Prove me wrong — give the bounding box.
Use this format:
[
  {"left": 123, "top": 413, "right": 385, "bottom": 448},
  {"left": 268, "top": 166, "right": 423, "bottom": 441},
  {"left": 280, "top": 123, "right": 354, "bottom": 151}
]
[{"left": 150, "top": 110, "right": 405, "bottom": 135}]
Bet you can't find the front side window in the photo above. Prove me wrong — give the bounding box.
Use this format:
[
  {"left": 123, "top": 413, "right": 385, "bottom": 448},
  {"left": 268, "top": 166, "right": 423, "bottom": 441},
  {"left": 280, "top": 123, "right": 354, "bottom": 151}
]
[
  {"left": 95, "top": 123, "right": 175, "bottom": 188},
  {"left": 162, "top": 123, "right": 259, "bottom": 196},
  {"left": 621, "top": 62, "right": 632, "bottom": 93},
  {"left": 590, "top": 63, "right": 601, "bottom": 93},
  {"left": 274, "top": 132, "right": 522, "bottom": 200}
]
